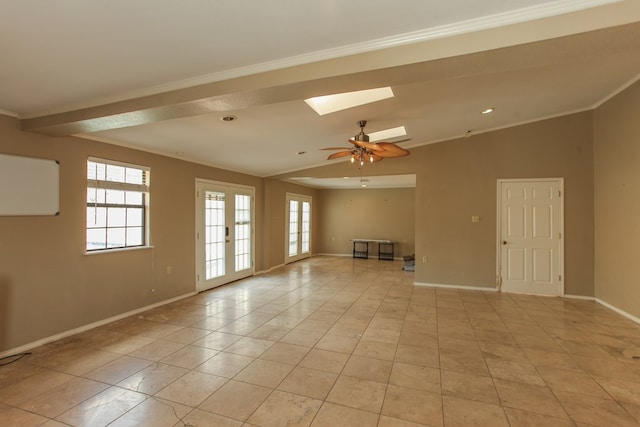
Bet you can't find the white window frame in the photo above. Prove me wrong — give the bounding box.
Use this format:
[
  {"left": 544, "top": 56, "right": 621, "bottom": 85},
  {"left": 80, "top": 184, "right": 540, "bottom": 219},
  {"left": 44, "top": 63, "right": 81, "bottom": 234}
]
[{"left": 86, "top": 157, "right": 150, "bottom": 253}]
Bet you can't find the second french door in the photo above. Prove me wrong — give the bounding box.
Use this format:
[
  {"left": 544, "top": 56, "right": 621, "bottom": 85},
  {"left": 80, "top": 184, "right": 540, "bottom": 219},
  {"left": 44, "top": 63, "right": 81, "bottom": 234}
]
[
  {"left": 285, "top": 193, "right": 311, "bottom": 264},
  {"left": 196, "top": 179, "right": 254, "bottom": 292}
]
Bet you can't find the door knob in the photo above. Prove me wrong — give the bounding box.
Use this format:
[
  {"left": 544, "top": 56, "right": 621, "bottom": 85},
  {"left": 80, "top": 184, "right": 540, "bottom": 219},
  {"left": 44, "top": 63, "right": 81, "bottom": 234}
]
[{"left": 502, "top": 240, "right": 507, "bottom": 245}]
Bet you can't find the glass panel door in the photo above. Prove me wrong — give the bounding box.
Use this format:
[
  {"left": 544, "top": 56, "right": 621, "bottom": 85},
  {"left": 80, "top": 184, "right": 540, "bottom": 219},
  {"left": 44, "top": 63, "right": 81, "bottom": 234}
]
[
  {"left": 196, "top": 180, "right": 254, "bottom": 292},
  {"left": 285, "top": 193, "right": 312, "bottom": 264}
]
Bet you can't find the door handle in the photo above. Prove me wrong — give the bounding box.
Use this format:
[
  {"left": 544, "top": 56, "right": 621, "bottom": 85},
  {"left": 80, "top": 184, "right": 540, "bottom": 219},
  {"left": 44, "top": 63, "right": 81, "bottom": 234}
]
[{"left": 502, "top": 240, "right": 507, "bottom": 245}]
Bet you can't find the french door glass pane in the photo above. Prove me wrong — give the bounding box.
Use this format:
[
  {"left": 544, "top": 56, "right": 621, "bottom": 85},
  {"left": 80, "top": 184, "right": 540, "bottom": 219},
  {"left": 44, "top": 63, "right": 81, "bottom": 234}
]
[
  {"left": 235, "top": 194, "right": 251, "bottom": 271},
  {"left": 301, "top": 201, "right": 310, "bottom": 253},
  {"left": 289, "top": 200, "right": 299, "bottom": 256},
  {"left": 205, "top": 191, "right": 225, "bottom": 279}
]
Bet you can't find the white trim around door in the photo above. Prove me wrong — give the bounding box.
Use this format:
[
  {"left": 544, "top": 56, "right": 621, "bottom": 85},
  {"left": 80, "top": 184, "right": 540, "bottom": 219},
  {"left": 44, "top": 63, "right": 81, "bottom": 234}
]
[{"left": 195, "top": 179, "right": 255, "bottom": 292}]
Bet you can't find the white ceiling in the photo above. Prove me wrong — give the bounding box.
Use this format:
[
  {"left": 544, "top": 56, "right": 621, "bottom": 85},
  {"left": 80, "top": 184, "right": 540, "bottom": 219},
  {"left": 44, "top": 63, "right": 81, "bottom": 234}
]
[{"left": 2, "top": 0, "right": 640, "bottom": 188}]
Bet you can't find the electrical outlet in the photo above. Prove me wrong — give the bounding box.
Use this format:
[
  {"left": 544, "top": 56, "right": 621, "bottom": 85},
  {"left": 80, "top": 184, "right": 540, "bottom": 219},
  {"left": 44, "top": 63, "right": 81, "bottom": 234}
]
[
  {"left": 166, "top": 266, "right": 172, "bottom": 275},
  {"left": 422, "top": 256, "right": 428, "bottom": 263}
]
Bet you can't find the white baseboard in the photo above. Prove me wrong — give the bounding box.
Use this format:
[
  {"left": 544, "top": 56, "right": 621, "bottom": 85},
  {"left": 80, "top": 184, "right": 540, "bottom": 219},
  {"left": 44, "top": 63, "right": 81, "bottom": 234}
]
[
  {"left": 596, "top": 298, "right": 640, "bottom": 326},
  {"left": 563, "top": 294, "right": 595, "bottom": 301},
  {"left": 0, "top": 291, "right": 197, "bottom": 359},
  {"left": 414, "top": 281, "right": 498, "bottom": 292}
]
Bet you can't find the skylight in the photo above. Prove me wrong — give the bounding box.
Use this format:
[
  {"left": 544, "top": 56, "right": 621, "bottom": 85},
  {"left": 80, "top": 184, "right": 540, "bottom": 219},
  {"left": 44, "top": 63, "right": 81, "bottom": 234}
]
[
  {"left": 368, "top": 126, "right": 406, "bottom": 142},
  {"left": 304, "top": 87, "right": 394, "bottom": 116}
]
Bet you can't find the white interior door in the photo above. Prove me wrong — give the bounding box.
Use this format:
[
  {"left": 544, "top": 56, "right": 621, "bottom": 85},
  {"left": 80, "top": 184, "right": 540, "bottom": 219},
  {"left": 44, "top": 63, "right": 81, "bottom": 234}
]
[
  {"left": 196, "top": 180, "right": 254, "bottom": 291},
  {"left": 498, "top": 179, "right": 563, "bottom": 296},
  {"left": 285, "top": 193, "right": 311, "bottom": 264}
]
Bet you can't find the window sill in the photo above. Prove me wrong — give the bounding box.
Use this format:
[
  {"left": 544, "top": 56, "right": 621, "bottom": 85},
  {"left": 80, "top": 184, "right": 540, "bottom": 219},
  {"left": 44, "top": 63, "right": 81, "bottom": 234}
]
[{"left": 84, "top": 245, "right": 154, "bottom": 256}]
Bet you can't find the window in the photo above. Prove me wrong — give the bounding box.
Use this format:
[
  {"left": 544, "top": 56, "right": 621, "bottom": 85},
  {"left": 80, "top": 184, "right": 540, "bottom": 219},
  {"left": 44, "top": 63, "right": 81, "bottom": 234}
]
[{"left": 86, "top": 158, "right": 150, "bottom": 251}]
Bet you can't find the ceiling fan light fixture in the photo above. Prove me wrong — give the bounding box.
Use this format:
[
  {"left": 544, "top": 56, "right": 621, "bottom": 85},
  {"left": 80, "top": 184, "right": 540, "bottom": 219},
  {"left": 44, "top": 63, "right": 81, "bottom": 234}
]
[{"left": 304, "top": 87, "right": 394, "bottom": 116}]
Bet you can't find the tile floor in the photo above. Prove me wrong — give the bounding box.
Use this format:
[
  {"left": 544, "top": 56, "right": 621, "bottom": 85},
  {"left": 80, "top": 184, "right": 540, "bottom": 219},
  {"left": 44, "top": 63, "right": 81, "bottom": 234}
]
[{"left": 2, "top": 256, "right": 640, "bottom": 426}]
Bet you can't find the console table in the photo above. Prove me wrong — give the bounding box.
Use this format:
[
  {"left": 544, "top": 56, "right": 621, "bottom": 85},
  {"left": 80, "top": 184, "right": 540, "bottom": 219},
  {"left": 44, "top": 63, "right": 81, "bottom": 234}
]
[{"left": 351, "top": 239, "right": 395, "bottom": 260}]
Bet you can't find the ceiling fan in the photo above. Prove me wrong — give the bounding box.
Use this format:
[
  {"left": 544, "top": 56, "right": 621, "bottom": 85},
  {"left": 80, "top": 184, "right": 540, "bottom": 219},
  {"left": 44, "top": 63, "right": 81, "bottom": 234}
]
[{"left": 322, "top": 120, "right": 410, "bottom": 165}]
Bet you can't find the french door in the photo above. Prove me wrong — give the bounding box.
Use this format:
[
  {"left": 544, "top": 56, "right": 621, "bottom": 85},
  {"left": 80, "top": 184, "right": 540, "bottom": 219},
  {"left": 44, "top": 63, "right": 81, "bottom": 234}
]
[
  {"left": 285, "top": 193, "right": 311, "bottom": 263},
  {"left": 196, "top": 179, "right": 254, "bottom": 291},
  {"left": 497, "top": 178, "right": 563, "bottom": 296}
]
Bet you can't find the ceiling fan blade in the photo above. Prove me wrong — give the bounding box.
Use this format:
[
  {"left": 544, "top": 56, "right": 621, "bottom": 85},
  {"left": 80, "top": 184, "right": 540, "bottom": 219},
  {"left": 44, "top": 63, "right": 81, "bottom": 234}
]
[
  {"left": 327, "top": 151, "right": 353, "bottom": 160},
  {"left": 348, "top": 139, "right": 384, "bottom": 151},
  {"left": 373, "top": 142, "right": 410, "bottom": 158},
  {"left": 320, "top": 147, "right": 352, "bottom": 150}
]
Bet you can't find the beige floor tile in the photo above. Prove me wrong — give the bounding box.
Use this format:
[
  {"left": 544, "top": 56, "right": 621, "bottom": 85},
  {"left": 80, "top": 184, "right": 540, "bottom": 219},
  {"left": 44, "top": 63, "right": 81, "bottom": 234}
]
[
  {"left": 398, "top": 331, "right": 438, "bottom": 349},
  {"left": 155, "top": 370, "right": 227, "bottom": 406},
  {"left": 159, "top": 344, "right": 218, "bottom": 369},
  {"left": 195, "top": 351, "right": 255, "bottom": 378},
  {"left": 326, "top": 375, "right": 386, "bottom": 413},
  {"left": 314, "top": 334, "right": 360, "bottom": 354},
  {"left": 161, "top": 327, "right": 211, "bottom": 345},
  {"left": 117, "top": 362, "right": 188, "bottom": 395},
  {"left": 192, "top": 331, "right": 243, "bottom": 350},
  {"left": 441, "top": 370, "right": 501, "bottom": 405},
  {"left": 439, "top": 341, "right": 489, "bottom": 377},
  {"left": 129, "top": 340, "right": 186, "bottom": 362},
  {"left": 247, "top": 390, "right": 322, "bottom": 427},
  {"left": 0, "top": 369, "right": 74, "bottom": 406},
  {"left": 343, "top": 355, "right": 393, "bottom": 383},
  {"left": 56, "top": 386, "right": 147, "bottom": 426},
  {"left": 6, "top": 258, "right": 640, "bottom": 427},
  {"left": 18, "top": 377, "right": 108, "bottom": 418},
  {"left": 198, "top": 379, "right": 271, "bottom": 421},
  {"left": 217, "top": 319, "right": 260, "bottom": 335},
  {"left": 0, "top": 403, "right": 50, "bottom": 426},
  {"left": 260, "top": 342, "right": 310, "bottom": 365},
  {"left": 248, "top": 324, "right": 291, "bottom": 341},
  {"left": 278, "top": 367, "right": 338, "bottom": 400},
  {"left": 378, "top": 415, "right": 430, "bottom": 427},
  {"left": 554, "top": 390, "right": 639, "bottom": 426},
  {"left": 443, "top": 396, "right": 509, "bottom": 427},
  {"left": 310, "top": 402, "right": 379, "bottom": 427},
  {"left": 84, "top": 355, "right": 152, "bottom": 384},
  {"left": 537, "top": 366, "right": 610, "bottom": 398},
  {"left": 281, "top": 328, "right": 326, "bottom": 347},
  {"left": 353, "top": 339, "right": 397, "bottom": 361},
  {"left": 299, "top": 349, "right": 349, "bottom": 374},
  {"left": 597, "top": 377, "right": 640, "bottom": 406},
  {"left": 235, "top": 358, "right": 294, "bottom": 388},
  {"left": 522, "top": 348, "right": 582, "bottom": 371},
  {"left": 109, "top": 397, "right": 190, "bottom": 427},
  {"left": 381, "top": 384, "right": 442, "bottom": 426},
  {"left": 389, "top": 362, "right": 440, "bottom": 393},
  {"left": 493, "top": 379, "right": 569, "bottom": 419},
  {"left": 225, "top": 336, "right": 275, "bottom": 357},
  {"left": 485, "top": 358, "right": 546, "bottom": 386},
  {"left": 180, "top": 408, "right": 243, "bottom": 426},
  {"left": 395, "top": 344, "right": 440, "bottom": 368},
  {"left": 503, "top": 408, "right": 576, "bottom": 427}
]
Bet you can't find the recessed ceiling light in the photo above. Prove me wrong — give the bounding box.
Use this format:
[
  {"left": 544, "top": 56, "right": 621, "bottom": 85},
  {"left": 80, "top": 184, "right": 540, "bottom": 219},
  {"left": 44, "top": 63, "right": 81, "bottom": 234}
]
[
  {"left": 368, "top": 126, "right": 407, "bottom": 142},
  {"left": 221, "top": 115, "right": 237, "bottom": 121},
  {"left": 304, "top": 87, "right": 394, "bottom": 116},
  {"left": 481, "top": 108, "right": 494, "bottom": 114}
]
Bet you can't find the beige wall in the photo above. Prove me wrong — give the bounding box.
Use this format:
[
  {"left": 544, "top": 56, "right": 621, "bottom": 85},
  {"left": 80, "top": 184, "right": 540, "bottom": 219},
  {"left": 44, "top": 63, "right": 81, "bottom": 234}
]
[
  {"left": 0, "top": 115, "right": 313, "bottom": 352},
  {"left": 316, "top": 188, "right": 415, "bottom": 258},
  {"left": 276, "top": 112, "right": 595, "bottom": 294},
  {"left": 0, "top": 101, "right": 610, "bottom": 352},
  {"left": 594, "top": 81, "right": 640, "bottom": 318}
]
